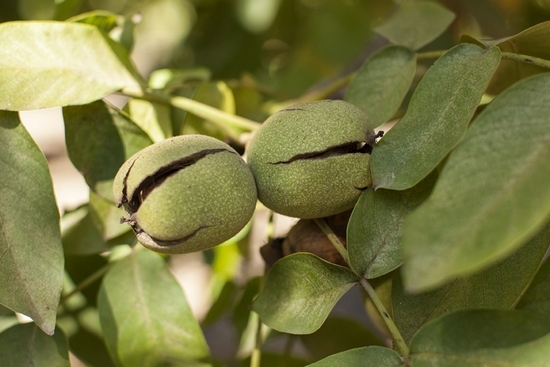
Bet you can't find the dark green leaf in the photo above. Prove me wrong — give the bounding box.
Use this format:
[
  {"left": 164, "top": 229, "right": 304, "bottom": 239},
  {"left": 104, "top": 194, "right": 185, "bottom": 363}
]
[
  {"left": 402, "top": 73, "right": 550, "bottom": 292},
  {"left": 345, "top": 45, "right": 416, "bottom": 127},
  {"left": 89, "top": 191, "right": 129, "bottom": 240},
  {"left": 516, "top": 254, "right": 550, "bottom": 320},
  {"left": 410, "top": 309, "right": 550, "bottom": 366},
  {"left": 0, "top": 21, "right": 140, "bottom": 110},
  {"left": 348, "top": 172, "right": 436, "bottom": 279},
  {"left": 371, "top": 44, "right": 501, "bottom": 190},
  {"left": 64, "top": 100, "right": 153, "bottom": 201},
  {"left": 394, "top": 221, "right": 550, "bottom": 343},
  {"left": 61, "top": 192, "right": 129, "bottom": 256},
  {"left": 0, "top": 111, "right": 63, "bottom": 335},
  {"left": 61, "top": 204, "right": 112, "bottom": 255},
  {"left": 0, "top": 324, "right": 69, "bottom": 367},
  {"left": 240, "top": 352, "right": 308, "bottom": 367},
  {"left": 202, "top": 281, "right": 237, "bottom": 327},
  {"left": 374, "top": 1, "right": 455, "bottom": 51},
  {"left": 299, "top": 316, "right": 383, "bottom": 361},
  {"left": 232, "top": 277, "right": 262, "bottom": 337},
  {"left": 98, "top": 250, "right": 211, "bottom": 367},
  {"left": 306, "top": 346, "right": 402, "bottom": 367},
  {"left": 53, "top": 0, "right": 81, "bottom": 20},
  {"left": 252, "top": 253, "right": 358, "bottom": 334}
]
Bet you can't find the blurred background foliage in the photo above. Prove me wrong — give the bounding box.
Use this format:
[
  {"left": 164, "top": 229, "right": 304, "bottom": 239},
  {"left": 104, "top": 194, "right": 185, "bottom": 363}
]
[{"left": 4, "top": 0, "right": 550, "bottom": 112}]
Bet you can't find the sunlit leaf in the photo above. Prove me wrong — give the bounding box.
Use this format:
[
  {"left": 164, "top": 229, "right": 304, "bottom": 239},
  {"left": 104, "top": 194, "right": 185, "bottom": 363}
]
[
  {"left": 126, "top": 99, "right": 172, "bottom": 142},
  {"left": 410, "top": 309, "right": 550, "bottom": 366},
  {"left": 347, "top": 172, "right": 436, "bottom": 279},
  {"left": 98, "top": 250, "right": 211, "bottom": 367},
  {"left": 306, "top": 346, "right": 402, "bottom": 367},
  {"left": 183, "top": 81, "right": 237, "bottom": 140},
  {"left": 371, "top": 44, "right": 501, "bottom": 190},
  {"left": 374, "top": 1, "right": 455, "bottom": 51},
  {"left": 345, "top": 45, "right": 416, "bottom": 127},
  {"left": 64, "top": 100, "right": 153, "bottom": 201},
  {"left": 0, "top": 111, "right": 63, "bottom": 335},
  {"left": 0, "top": 21, "right": 141, "bottom": 110},
  {"left": 253, "top": 253, "right": 358, "bottom": 334},
  {"left": 403, "top": 73, "right": 550, "bottom": 292},
  {"left": 394, "top": 221, "right": 550, "bottom": 343},
  {"left": 0, "top": 324, "right": 69, "bottom": 366}
]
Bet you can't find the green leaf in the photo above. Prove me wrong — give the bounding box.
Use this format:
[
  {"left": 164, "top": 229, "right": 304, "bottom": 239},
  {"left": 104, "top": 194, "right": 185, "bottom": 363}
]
[
  {"left": 374, "top": 1, "right": 455, "bottom": 51},
  {"left": 0, "top": 323, "right": 70, "bottom": 367},
  {"left": 345, "top": 45, "right": 416, "bottom": 127},
  {"left": 496, "top": 20, "right": 550, "bottom": 59},
  {"left": 89, "top": 191, "right": 130, "bottom": 240},
  {"left": 402, "top": 73, "right": 550, "bottom": 292},
  {"left": 61, "top": 192, "right": 129, "bottom": 255},
  {"left": 252, "top": 253, "right": 358, "bottom": 334},
  {"left": 241, "top": 352, "right": 309, "bottom": 367},
  {"left": 61, "top": 204, "right": 112, "bottom": 255},
  {"left": 371, "top": 44, "right": 501, "bottom": 190},
  {"left": 471, "top": 21, "right": 550, "bottom": 94},
  {"left": 98, "top": 250, "right": 211, "bottom": 367},
  {"left": 0, "top": 111, "right": 63, "bottom": 336},
  {"left": 306, "top": 346, "right": 402, "bottom": 367},
  {"left": 516, "top": 253, "right": 550, "bottom": 320},
  {"left": 0, "top": 21, "right": 140, "bottom": 110},
  {"left": 394, "top": 221, "right": 550, "bottom": 343},
  {"left": 68, "top": 10, "right": 120, "bottom": 34},
  {"left": 63, "top": 100, "right": 153, "bottom": 201},
  {"left": 182, "top": 81, "right": 237, "bottom": 140},
  {"left": 53, "top": 0, "right": 81, "bottom": 20},
  {"left": 348, "top": 172, "right": 436, "bottom": 279},
  {"left": 410, "top": 309, "right": 550, "bottom": 367},
  {"left": 299, "top": 316, "right": 383, "bottom": 361},
  {"left": 126, "top": 98, "right": 173, "bottom": 143}
]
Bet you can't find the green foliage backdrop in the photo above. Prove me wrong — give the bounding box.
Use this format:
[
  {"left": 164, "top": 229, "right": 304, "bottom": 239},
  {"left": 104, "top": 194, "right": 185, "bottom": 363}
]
[{"left": 1, "top": 0, "right": 550, "bottom": 366}]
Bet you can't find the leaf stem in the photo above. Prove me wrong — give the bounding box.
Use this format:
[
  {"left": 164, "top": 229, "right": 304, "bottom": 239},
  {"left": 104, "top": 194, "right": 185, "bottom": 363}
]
[
  {"left": 122, "top": 88, "right": 262, "bottom": 133},
  {"left": 250, "top": 317, "right": 263, "bottom": 367},
  {"left": 59, "top": 263, "right": 111, "bottom": 306},
  {"left": 314, "top": 218, "right": 350, "bottom": 265},
  {"left": 359, "top": 277, "right": 409, "bottom": 358},
  {"left": 501, "top": 52, "right": 550, "bottom": 69},
  {"left": 416, "top": 50, "right": 447, "bottom": 60},
  {"left": 314, "top": 218, "right": 409, "bottom": 358}
]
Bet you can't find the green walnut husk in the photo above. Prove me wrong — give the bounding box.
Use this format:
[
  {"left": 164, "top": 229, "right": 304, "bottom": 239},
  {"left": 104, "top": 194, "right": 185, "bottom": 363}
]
[
  {"left": 113, "top": 134, "right": 257, "bottom": 254},
  {"left": 246, "top": 100, "right": 377, "bottom": 219}
]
